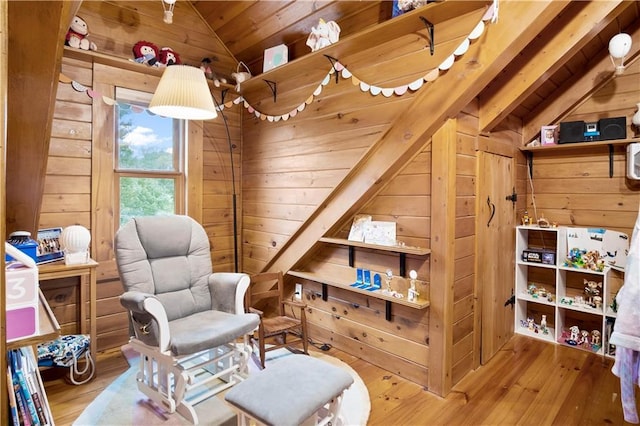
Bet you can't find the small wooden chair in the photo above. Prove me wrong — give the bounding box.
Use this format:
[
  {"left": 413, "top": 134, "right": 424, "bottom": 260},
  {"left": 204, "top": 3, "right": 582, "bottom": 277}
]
[{"left": 247, "top": 271, "right": 309, "bottom": 368}]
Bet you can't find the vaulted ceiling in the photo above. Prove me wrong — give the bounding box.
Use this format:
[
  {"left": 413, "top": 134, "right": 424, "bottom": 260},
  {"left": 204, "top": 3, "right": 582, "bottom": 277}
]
[{"left": 5, "top": 0, "right": 640, "bottom": 235}]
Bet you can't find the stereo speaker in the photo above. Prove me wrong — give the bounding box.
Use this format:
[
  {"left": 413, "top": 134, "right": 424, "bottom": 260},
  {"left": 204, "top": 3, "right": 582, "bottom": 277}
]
[
  {"left": 599, "top": 117, "right": 627, "bottom": 141},
  {"left": 558, "top": 121, "right": 585, "bottom": 144}
]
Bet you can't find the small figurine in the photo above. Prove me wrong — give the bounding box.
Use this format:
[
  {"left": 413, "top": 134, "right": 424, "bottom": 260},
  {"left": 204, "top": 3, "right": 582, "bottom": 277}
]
[
  {"left": 567, "top": 325, "right": 580, "bottom": 345},
  {"left": 537, "top": 212, "right": 550, "bottom": 228},
  {"left": 578, "top": 329, "right": 590, "bottom": 347},
  {"left": 385, "top": 269, "right": 393, "bottom": 292},
  {"left": 584, "top": 279, "right": 602, "bottom": 307},
  {"left": 591, "top": 330, "right": 601, "bottom": 347},
  {"left": 593, "top": 296, "right": 603, "bottom": 310},
  {"left": 407, "top": 270, "right": 419, "bottom": 302},
  {"left": 521, "top": 210, "right": 531, "bottom": 226},
  {"left": 527, "top": 317, "right": 535, "bottom": 331},
  {"left": 540, "top": 315, "right": 548, "bottom": 334}
]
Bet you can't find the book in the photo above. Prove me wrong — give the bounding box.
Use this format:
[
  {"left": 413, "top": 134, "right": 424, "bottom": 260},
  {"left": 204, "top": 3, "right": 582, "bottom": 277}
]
[
  {"left": 348, "top": 215, "right": 371, "bottom": 242},
  {"left": 22, "top": 348, "right": 49, "bottom": 425},
  {"left": 10, "top": 349, "right": 40, "bottom": 425},
  {"left": 7, "top": 366, "right": 21, "bottom": 426},
  {"left": 9, "top": 350, "right": 32, "bottom": 426}
]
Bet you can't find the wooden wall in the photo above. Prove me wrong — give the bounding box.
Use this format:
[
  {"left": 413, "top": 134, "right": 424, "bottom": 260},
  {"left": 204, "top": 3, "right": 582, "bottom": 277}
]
[
  {"left": 30, "top": 0, "right": 244, "bottom": 351},
  {"left": 523, "top": 59, "right": 640, "bottom": 237}
]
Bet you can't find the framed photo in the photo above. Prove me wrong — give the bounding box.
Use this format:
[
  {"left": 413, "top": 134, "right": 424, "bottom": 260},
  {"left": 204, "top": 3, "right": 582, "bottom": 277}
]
[
  {"left": 36, "top": 227, "right": 64, "bottom": 264},
  {"left": 541, "top": 125, "right": 558, "bottom": 145}
]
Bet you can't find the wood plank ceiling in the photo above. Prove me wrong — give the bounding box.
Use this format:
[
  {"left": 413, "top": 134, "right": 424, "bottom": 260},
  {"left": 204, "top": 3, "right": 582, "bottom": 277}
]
[{"left": 5, "top": 0, "right": 640, "bottom": 235}]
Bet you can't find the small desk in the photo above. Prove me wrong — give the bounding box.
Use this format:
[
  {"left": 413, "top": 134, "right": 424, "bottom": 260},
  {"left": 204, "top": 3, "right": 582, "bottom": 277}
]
[{"left": 38, "top": 259, "right": 99, "bottom": 359}]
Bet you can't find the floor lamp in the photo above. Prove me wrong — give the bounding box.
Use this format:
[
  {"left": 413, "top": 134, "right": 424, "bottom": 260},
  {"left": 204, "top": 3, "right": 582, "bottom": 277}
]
[
  {"left": 211, "top": 94, "right": 239, "bottom": 273},
  {"left": 149, "top": 65, "right": 239, "bottom": 272}
]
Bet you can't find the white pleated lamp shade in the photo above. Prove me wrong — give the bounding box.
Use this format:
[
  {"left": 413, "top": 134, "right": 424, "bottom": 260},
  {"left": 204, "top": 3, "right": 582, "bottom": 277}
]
[{"left": 149, "top": 65, "right": 218, "bottom": 120}]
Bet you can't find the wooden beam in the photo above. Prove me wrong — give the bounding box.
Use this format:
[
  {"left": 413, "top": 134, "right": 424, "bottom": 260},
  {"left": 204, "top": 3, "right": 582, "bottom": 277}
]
[
  {"left": 523, "top": 25, "right": 640, "bottom": 143},
  {"left": 6, "top": 1, "right": 79, "bottom": 236},
  {"left": 479, "top": 1, "right": 630, "bottom": 133},
  {"left": 266, "top": 1, "right": 570, "bottom": 279},
  {"left": 428, "top": 119, "right": 457, "bottom": 396}
]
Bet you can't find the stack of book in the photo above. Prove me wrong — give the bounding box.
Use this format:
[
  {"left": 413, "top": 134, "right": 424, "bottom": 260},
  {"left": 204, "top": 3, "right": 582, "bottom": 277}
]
[{"left": 6, "top": 347, "right": 53, "bottom": 426}]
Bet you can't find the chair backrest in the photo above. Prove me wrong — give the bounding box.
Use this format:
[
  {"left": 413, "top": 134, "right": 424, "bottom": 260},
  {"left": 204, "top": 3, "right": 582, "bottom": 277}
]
[
  {"left": 247, "top": 271, "right": 286, "bottom": 317},
  {"left": 115, "top": 215, "right": 213, "bottom": 321}
]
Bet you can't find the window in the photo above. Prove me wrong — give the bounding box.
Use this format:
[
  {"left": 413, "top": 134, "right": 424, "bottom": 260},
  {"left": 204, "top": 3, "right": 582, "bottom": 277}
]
[{"left": 115, "top": 88, "right": 185, "bottom": 227}]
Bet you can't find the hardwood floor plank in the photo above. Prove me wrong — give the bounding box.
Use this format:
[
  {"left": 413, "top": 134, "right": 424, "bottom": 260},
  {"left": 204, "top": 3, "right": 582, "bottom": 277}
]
[{"left": 42, "top": 335, "right": 636, "bottom": 425}]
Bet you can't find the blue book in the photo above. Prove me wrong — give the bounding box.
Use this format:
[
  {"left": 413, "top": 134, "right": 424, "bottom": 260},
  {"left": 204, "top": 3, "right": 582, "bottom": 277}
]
[{"left": 10, "top": 349, "right": 40, "bottom": 425}]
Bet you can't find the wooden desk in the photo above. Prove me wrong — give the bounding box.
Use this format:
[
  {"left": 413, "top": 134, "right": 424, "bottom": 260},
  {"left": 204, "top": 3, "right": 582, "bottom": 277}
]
[{"left": 38, "top": 259, "right": 99, "bottom": 359}]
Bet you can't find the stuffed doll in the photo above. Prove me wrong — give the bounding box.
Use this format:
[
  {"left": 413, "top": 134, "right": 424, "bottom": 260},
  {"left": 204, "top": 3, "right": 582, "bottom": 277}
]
[
  {"left": 159, "top": 47, "right": 181, "bottom": 66},
  {"left": 66, "top": 16, "right": 97, "bottom": 51},
  {"left": 306, "top": 19, "right": 341, "bottom": 52},
  {"left": 132, "top": 40, "right": 160, "bottom": 67},
  {"left": 200, "top": 57, "right": 227, "bottom": 87}
]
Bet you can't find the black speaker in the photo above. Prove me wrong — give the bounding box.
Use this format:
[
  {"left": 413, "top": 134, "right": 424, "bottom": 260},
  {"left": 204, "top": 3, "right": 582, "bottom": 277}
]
[
  {"left": 598, "top": 117, "right": 627, "bottom": 141},
  {"left": 558, "top": 121, "right": 585, "bottom": 144}
]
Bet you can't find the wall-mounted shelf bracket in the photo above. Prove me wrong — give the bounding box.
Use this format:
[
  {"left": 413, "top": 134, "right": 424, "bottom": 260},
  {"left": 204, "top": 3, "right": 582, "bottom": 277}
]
[
  {"left": 399, "top": 253, "right": 407, "bottom": 277},
  {"left": 263, "top": 80, "right": 277, "bottom": 102},
  {"left": 385, "top": 300, "right": 392, "bottom": 321},
  {"left": 419, "top": 16, "right": 435, "bottom": 55},
  {"left": 322, "top": 283, "right": 328, "bottom": 301},
  {"left": 609, "top": 144, "right": 614, "bottom": 178},
  {"left": 220, "top": 88, "right": 229, "bottom": 105},
  {"left": 527, "top": 151, "right": 533, "bottom": 177},
  {"left": 324, "top": 55, "right": 341, "bottom": 84},
  {"left": 348, "top": 246, "right": 355, "bottom": 267}
]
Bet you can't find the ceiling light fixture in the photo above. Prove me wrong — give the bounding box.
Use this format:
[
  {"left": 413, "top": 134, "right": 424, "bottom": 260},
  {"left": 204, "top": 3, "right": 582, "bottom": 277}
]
[
  {"left": 149, "top": 65, "right": 218, "bottom": 120},
  {"left": 608, "top": 32, "right": 632, "bottom": 75},
  {"left": 162, "top": 0, "right": 176, "bottom": 24}
]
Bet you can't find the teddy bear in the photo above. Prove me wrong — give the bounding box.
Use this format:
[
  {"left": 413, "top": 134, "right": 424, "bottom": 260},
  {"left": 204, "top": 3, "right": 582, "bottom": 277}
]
[
  {"left": 132, "top": 40, "right": 160, "bottom": 67},
  {"left": 159, "top": 47, "right": 181, "bottom": 66},
  {"left": 305, "top": 19, "right": 341, "bottom": 52},
  {"left": 66, "top": 15, "right": 97, "bottom": 51}
]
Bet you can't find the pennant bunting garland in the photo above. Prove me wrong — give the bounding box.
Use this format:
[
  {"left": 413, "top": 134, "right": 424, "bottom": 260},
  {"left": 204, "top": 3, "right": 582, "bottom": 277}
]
[{"left": 59, "top": 6, "right": 494, "bottom": 123}]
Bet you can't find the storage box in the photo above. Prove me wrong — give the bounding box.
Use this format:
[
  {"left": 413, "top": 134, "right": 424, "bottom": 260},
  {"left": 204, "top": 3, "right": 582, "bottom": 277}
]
[
  {"left": 522, "top": 249, "right": 556, "bottom": 265},
  {"left": 263, "top": 44, "right": 288, "bottom": 72},
  {"left": 5, "top": 242, "right": 39, "bottom": 342}
]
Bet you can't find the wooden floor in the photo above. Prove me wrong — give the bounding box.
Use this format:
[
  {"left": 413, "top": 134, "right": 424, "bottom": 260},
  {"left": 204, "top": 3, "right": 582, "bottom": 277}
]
[{"left": 43, "top": 334, "right": 636, "bottom": 425}]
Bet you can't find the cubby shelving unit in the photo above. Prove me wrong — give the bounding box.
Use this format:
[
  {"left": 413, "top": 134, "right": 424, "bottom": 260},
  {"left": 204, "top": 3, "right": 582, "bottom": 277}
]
[{"left": 515, "top": 225, "right": 624, "bottom": 357}]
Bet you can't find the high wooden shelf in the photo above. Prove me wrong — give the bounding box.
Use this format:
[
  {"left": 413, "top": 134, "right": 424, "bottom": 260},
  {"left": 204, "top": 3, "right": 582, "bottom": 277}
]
[
  {"left": 63, "top": 47, "right": 236, "bottom": 91},
  {"left": 520, "top": 138, "right": 637, "bottom": 178},
  {"left": 520, "top": 138, "right": 634, "bottom": 152},
  {"left": 318, "top": 237, "right": 430, "bottom": 255},
  {"left": 239, "top": 1, "right": 491, "bottom": 109}
]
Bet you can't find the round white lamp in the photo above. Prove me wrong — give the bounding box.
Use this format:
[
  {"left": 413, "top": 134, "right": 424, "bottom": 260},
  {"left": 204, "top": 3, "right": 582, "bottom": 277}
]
[
  {"left": 60, "top": 225, "right": 91, "bottom": 265},
  {"left": 609, "top": 33, "right": 632, "bottom": 75}
]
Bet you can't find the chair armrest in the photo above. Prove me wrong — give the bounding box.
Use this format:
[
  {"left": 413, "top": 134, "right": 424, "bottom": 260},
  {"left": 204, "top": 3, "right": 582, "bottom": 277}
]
[
  {"left": 209, "top": 272, "right": 251, "bottom": 314},
  {"left": 249, "top": 306, "right": 264, "bottom": 317},
  {"left": 120, "top": 291, "right": 171, "bottom": 352},
  {"left": 282, "top": 300, "right": 306, "bottom": 310}
]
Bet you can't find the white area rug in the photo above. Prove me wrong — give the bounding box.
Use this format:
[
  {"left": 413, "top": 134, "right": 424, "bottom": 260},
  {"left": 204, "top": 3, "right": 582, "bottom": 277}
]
[{"left": 73, "top": 346, "right": 370, "bottom": 425}]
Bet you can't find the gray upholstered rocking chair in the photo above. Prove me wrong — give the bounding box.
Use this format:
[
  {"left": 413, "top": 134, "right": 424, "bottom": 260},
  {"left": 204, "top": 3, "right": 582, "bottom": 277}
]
[{"left": 115, "top": 215, "right": 259, "bottom": 424}]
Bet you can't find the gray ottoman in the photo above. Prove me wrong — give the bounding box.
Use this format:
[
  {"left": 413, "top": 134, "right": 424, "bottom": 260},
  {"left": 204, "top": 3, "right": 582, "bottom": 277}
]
[{"left": 224, "top": 354, "right": 354, "bottom": 426}]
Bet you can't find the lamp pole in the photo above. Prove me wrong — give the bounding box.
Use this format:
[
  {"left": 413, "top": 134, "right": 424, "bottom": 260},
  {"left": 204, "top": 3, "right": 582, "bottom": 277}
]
[{"left": 211, "top": 94, "right": 239, "bottom": 273}]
